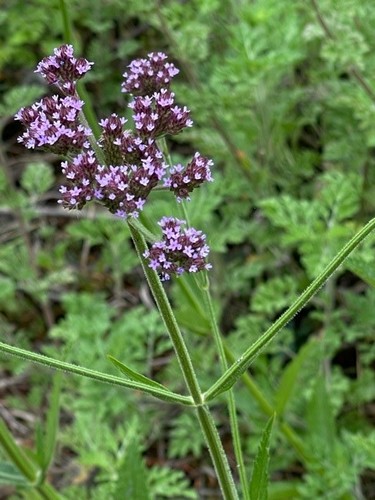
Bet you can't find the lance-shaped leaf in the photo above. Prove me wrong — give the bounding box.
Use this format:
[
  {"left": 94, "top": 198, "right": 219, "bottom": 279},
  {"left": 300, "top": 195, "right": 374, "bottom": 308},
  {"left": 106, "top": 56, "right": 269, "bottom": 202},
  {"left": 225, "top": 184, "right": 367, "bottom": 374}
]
[
  {"left": 275, "top": 339, "right": 318, "bottom": 415},
  {"left": 306, "top": 375, "right": 336, "bottom": 459},
  {"left": 107, "top": 355, "right": 167, "bottom": 391},
  {"left": 0, "top": 418, "right": 39, "bottom": 484},
  {"left": 0, "top": 461, "right": 31, "bottom": 487},
  {"left": 249, "top": 415, "right": 275, "bottom": 500},
  {"left": 35, "top": 374, "right": 62, "bottom": 477},
  {"left": 107, "top": 355, "right": 192, "bottom": 405}
]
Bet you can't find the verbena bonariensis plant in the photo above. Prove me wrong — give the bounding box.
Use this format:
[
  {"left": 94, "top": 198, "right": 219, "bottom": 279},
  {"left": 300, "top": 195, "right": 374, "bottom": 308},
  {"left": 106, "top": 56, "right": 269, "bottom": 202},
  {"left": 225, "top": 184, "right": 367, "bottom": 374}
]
[{"left": 1, "top": 44, "right": 375, "bottom": 499}]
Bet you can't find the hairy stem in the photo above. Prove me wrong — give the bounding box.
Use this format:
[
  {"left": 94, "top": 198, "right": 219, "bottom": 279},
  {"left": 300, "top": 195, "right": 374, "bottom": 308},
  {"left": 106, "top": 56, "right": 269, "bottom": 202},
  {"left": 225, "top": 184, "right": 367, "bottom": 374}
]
[
  {"left": 128, "top": 223, "right": 239, "bottom": 499},
  {"left": 201, "top": 273, "right": 249, "bottom": 499},
  {"left": 0, "top": 341, "right": 192, "bottom": 406},
  {"left": 205, "top": 217, "right": 375, "bottom": 400}
]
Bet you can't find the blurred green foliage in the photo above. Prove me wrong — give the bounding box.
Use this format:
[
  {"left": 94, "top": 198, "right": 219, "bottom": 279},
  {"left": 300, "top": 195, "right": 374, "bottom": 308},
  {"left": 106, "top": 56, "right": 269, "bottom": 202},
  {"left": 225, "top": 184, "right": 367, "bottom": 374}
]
[{"left": 1, "top": 0, "right": 375, "bottom": 498}]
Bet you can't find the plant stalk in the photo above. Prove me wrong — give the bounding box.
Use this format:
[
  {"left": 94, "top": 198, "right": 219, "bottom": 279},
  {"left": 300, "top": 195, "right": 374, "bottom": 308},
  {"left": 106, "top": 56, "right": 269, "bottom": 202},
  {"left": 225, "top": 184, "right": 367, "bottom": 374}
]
[
  {"left": 0, "top": 341, "right": 192, "bottom": 406},
  {"left": 201, "top": 273, "right": 249, "bottom": 499},
  {"left": 128, "top": 222, "right": 239, "bottom": 499},
  {"left": 205, "top": 217, "right": 375, "bottom": 400}
]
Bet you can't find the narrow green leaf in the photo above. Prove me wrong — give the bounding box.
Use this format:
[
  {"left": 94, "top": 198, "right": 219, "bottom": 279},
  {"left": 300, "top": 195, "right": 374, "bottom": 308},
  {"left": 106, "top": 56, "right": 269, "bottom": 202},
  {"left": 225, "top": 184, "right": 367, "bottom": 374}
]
[
  {"left": 0, "top": 461, "right": 31, "bottom": 486},
  {"left": 107, "top": 355, "right": 166, "bottom": 391},
  {"left": 249, "top": 415, "right": 275, "bottom": 500},
  {"left": 35, "top": 422, "right": 44, "bottom": 469},
  {"left": 0, "top": 418, "right": 39, "bottom": 483},
  {"left": 306, "top": 375, "right": 336, "bottom": 458},
  {"left": 275, "top": 339, "right": 318, "bottom": 415},
  {"left": 42, "top": 374, "right": 62, "bottom": 474}
]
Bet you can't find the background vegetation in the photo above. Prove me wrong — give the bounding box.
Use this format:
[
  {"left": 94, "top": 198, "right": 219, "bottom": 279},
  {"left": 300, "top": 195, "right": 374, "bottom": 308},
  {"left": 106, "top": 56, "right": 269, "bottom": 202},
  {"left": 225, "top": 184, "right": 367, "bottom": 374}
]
[{"left": 0, "top": 0, "right": 375, "bottom": 498}]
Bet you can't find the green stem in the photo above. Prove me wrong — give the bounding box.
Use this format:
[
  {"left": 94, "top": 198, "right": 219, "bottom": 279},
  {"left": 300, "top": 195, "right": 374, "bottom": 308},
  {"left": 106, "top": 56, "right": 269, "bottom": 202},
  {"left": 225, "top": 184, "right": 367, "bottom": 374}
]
[
  {"left": 37, "top": 484, "right": 61, "bottom": 500},
  {"left": 77, "top": 83, "right": 101, "bottom": 139},
  {"left": 177, "top": 273, "right": 312, "bottom": 462},
  {"left": 0, "top": 341, "right": 192, "bottom": 406},
  {"left": 59, "top": 0, "right": 101, "bottom": 140},
  {"left": 205, "top": 217, "right": 375, "bottom": 400},
  {"left": 128, "top": 222, "right": 238, "bottom": 499},
  {"left": 197, "top": 406, "right": 238, "bottom": 500},
  {"left": 128, "top": 223, "right": 202, "bottom": 402},
  {"left": 201, "top": 273, "right": 249, "bottom": 499},
  {"left": 59, "top": 0, "right": 73, "bottom": 44}
]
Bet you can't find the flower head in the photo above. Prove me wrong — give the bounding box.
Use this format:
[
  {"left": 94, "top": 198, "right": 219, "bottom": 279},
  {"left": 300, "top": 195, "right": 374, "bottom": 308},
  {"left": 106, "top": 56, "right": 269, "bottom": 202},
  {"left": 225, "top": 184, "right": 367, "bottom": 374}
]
[
  {"left": 129, "top": 90, "right": 192, "bottom": 139},
  {"left": 15, "top": 95, "right": 91, "bottom": 154},
  {"left": 59, "top": 143, "right": 167, "bottom": 217},
  {"left": 35, "top": 44, "right": 93, "bottom": 95},
  {"left": 58, "top": 150, "right": 98, "bottom": 209},
  {"left": 122, "top": 52, "right": 179, "bottom": 96},
  {"left": 164, "top": 152, "right": 214, "bottom": 200},
  {"left": 144, "top": 217, "right": 211, "bottom": 280}
]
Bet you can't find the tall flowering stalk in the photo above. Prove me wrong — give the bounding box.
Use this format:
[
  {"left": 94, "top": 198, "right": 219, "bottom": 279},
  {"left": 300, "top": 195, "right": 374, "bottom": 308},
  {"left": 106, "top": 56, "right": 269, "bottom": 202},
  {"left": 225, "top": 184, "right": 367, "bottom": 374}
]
[
  {"left": 11, "top": 43, "right": 375, "bottom": 499},
  {"left": 15, "top": 45, "right": 238, "bottom": 498}
]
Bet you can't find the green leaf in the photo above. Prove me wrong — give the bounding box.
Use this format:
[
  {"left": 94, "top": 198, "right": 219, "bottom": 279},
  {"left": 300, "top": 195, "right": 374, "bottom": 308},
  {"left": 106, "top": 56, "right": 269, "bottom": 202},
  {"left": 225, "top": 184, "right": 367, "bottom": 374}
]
[
  {"left": 259, "top": 195, "right": 320, "bottom": 239},
  {"left": 268, "top": 481, "right": 302, "bottom": 500},
  {"left": 0, "top": 418, "right": 38, "bottom": 483},
  {"left": 35, "top": 422, "right": 44, "bottom": 470},
  {"left": 275, "top": 339, "right": 318, "bottom": 415},
  {"left": 168, "top": 413, "right": 206, "bottom": 459},
  {"left": 251, "top": 276, "right": 298, "bottom": 316},
  {"left": 249, "top": 415, "right": 275, "bottom": 500},
  {"left": 148, "top": 466, "right": 197, "bottom": 499},
  {"left": 306, "top": 375, "right": 336, "bottom": 458},
  {"left": 42, "top": 374, "right": 62, "bottom": 474},
  {"left": 0, "top": 461, "right": 30, "bottom": 486},
  {"left": 0, "top": 85, "right": 44, "bottom": 117},
  {"left": 113, "top": 432, "right": 150, "bottom": 500},
  {"left": 107, "top": 355, "right": 166, "bottom": 391},
  {"left": 21, "top": 162, "right": 55, "bottom": 196},
  {"left": 347, "top": 254, "right": 375, "bottom": 288},
  {"left": 318, "top": 171, "right": 361, "bottom": 222}
]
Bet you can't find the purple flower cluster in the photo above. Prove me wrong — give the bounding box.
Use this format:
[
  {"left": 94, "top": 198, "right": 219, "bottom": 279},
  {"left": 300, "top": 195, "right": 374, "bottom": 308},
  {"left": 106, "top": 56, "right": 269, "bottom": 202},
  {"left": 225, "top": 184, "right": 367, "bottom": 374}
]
[
  {"left": 35, "top": 44, "right": 93, "bottom": 95},
  {"left": 144, "top": 217, "right": 212, "bottom": 280},
  {"left": 58, "top": 121, "right": 167, "bottom": 216},
  {"left": 122, "top": 52, "right": 179, "bottom": 96},
  {"left": 15, "top": 95, "right": 91, "bottom": 154},
  {"left": 129, "top": 90, "right": 193, "bottom": 139},
  {"left": 164, "top": 152, "right": 214, "bottom": 200},
  {"left": 16, "top": 45, "right": 213, "bottom": 277}
]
